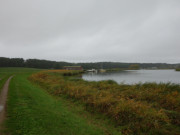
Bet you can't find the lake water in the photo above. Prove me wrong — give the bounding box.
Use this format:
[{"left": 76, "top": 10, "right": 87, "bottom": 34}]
[{"left": 82, "top": 70, "right": 180, "bottom": 84}]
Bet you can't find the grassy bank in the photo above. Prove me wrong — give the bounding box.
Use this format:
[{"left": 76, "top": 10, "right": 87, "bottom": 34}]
[
  {"left": 0, "top": 68, "right": 42, "bottom": 92},
  {"left": 0, "top": 68, "right": 121, "bottom": 135},
  {"left": 0, "top": 75, "right": 10, "bottom": 91},
  {"left": 0, "top": 68, "right": 12, "bottom": 91},
  {"left": 30, "top": 70, "right": 180, "bottom": 135},
  {"left": 176, "top": 68, "right": 180, "bottom": 71}
]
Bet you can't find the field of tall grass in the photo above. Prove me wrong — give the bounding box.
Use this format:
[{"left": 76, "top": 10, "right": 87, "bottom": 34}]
[{"left": 29, "top": 70, "right": 180, "bottom": 135}]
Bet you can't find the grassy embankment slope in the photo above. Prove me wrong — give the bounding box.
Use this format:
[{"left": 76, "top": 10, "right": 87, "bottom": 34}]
[
  {"left": 176, "top": 68, "right": 180, "bottom": 71},
  {"left": 30, "top": 70, "right": 180, "bottom": 135},
  {"left": 0, "top": 68, "right": 121, "bottom": 135}
]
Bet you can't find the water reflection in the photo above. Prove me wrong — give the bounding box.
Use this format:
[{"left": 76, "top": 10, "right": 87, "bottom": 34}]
[{"left": 82, "top": 70, "right": 180, "bottom": 84}]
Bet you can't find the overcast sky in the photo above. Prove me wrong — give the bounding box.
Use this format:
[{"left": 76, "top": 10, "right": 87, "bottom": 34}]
[{"left": 0, "top": 0, "right": 180, "bottom": 63}]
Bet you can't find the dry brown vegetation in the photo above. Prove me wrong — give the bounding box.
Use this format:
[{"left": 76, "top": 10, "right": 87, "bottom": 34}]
[{"left": 29, "top": 70, "right": 180, "bottom": 135}]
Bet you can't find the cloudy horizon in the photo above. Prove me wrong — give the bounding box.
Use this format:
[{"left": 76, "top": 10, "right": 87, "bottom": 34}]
[{"left": 0, "top": 0, "right": 180, "bottom": 63}]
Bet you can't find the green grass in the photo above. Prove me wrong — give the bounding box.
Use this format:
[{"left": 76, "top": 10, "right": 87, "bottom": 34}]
[
  {"left": 0, "top": 68, "right": 121, "bottom": 135},
  {"left": 0, "top": 68, "right": 41, "bottom": 92},
  {"left": 0, "top": 75, "right": 10, "bottom": 91}
]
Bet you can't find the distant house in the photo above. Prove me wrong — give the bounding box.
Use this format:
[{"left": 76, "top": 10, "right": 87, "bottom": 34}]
[{"left": 64, "top": 66, "right": 83, "bottom": 70}]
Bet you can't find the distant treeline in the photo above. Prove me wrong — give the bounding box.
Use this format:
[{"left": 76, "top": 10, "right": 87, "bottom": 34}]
[{"left": 0, "top": 57, "right": 180, "bottom": 69}]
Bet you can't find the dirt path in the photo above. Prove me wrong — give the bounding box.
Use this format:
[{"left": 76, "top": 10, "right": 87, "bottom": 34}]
[{"left": 0, "top": 76, "right": 13, "bottom": 130}]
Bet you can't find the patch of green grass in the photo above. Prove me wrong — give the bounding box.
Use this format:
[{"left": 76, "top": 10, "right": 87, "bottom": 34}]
[
  {"left": 0, "top": 67, "right": 42, "bottom": 74},
  {"left": 0, "top": 68, "right": 41, "bottom": 92},
  {"left": 0, "top": 75, "right": 9, "bottom": 91},
  {"left": 1, "top": 68, "right": 121, "bottom": 135}
]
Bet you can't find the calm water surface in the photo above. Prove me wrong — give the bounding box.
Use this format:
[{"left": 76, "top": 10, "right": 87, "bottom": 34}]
[{"left": 82, "top": 70, "right": 180, "bottom": 84}]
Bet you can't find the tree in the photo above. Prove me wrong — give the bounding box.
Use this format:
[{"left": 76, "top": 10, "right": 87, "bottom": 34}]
[{"left": 128, "top": 64, "right": 140, "bottom": 70}]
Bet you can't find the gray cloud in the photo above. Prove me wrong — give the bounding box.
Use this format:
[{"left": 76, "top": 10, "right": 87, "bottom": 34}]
[{"left": 0, "top": 0, "right": 180, "bottom": 63}]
